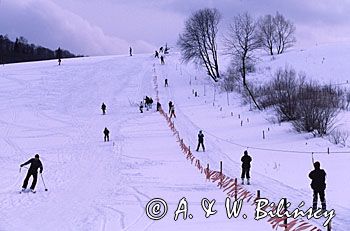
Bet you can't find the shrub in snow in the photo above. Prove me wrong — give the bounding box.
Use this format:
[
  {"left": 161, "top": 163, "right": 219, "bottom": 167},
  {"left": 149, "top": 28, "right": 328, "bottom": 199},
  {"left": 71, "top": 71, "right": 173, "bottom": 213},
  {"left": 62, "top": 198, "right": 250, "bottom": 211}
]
[
  {"left": 292, "top": 82, "right": 344, "bottom": 136},
  {"left": 328, "top": 129, "right": 349, "bottom": 146}
]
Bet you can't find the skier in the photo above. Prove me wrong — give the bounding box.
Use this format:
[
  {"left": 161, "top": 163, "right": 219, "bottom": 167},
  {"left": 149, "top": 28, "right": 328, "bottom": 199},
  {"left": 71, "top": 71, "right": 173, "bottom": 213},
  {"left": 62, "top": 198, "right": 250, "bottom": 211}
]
[
  {"left": 160, "top": 55, "right": 165, "bottom": 65},
  {"left": 165, "top": 79, "right": 168, "bottom": 87},
  {"left": 159, "top": 47, "right": 163, "bottom": 53},
  {"left": 139, "top": 101, "right": 144, "bottom": 113},
  {"left": 309, "top": 161, "right": 327, "bottom": 211},
  {"left": 58, "top": 58, "right": 61, "bottom": 65},
  {"left": 149, "top": 97, "right": 153, "bottom": 109},
  {"left": 156, "top": 102, "right": 162, "bottom": 111},
  {"left": 241, "top": 150, "right": 252, "bottom": 185},
  {"left": 196, "top": 130, "right": 205, "bottom": 152},
  {"left": 101, "top": 103, "right": 106, "bottom": 115},
  {"left": 129, "top": 47, "right": 132, "bottom": 56},
  {"left": 20, "top": 154, "right": 43, "bottom": 193},
  {"left": 103, "top": 127, "right": 110, "bottom": 142},
  {"left": 168, "top": 101, "right": 173, "bottom": 114},
  {"left": 169, "top": 105, "right": 176, "bottom": 119},
  {"left": 155, "top": 50, "right": 159, "bottom": 58},
  {"left": 164, "top": 46, "right": 169, "bottom": 54},
  {"left": 144, "top": 96, "right": 150, "bottom": 111}
]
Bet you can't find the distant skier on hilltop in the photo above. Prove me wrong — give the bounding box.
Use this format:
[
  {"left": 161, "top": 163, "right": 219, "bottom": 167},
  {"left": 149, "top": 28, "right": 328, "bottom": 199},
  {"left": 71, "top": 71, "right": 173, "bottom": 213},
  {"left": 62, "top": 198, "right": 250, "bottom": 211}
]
[
  {"left": 103, "top": 127, "right": 110, "bottom": 142},
  {"left": 101, "top": 103, "right": 106, "bottom": 115},
  {"left": 139, "top": 101, "right": 144, "bottom": 113},
  {"left": 168, "top": 101, "right": 173, "bottom": 114}
]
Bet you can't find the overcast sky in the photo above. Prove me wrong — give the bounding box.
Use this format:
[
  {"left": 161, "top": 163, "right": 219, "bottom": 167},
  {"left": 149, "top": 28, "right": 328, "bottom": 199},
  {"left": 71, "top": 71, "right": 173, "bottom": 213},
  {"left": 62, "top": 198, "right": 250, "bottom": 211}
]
[{"left": 1, "top": 0, "right": 350, "bottom": 56}]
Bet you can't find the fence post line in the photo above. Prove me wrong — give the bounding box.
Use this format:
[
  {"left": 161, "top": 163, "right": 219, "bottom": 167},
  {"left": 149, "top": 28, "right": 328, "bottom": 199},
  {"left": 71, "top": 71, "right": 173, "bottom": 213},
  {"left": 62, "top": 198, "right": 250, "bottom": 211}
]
[
  {"left": 283, "top": 198, "right": 288, "bottom": 229},
  {"left": 220, "top": 161, "right": 223, "bottom": 189},
  {"left": 207, "top": 164, "right": 210, "bottom": 180},
  {"left": 327, "top": 220, "right": 332, "bottom": 231},
  {"left": 234, "top": 178, "right": 238, "bottom": 200}
]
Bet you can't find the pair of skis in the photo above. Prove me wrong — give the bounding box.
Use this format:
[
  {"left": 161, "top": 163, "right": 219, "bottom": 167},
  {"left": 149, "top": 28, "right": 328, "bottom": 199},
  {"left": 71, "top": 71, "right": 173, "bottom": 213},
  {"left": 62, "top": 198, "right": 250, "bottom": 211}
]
[{"left": 19, "top": 189, "right": 36, "bottom": 194}]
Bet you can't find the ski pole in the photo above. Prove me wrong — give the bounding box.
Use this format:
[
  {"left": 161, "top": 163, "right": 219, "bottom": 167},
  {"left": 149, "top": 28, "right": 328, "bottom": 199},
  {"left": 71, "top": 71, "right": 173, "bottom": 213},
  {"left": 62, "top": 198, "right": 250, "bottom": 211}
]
[
  {"left": 311, "top": 152, "right": 315, "bottom": 164},
  {"left": 40, "top": 173, "right": 48, "bottom": 191},
  {"left": 19, "top": 167, "right": 21, "bottom": 173}
]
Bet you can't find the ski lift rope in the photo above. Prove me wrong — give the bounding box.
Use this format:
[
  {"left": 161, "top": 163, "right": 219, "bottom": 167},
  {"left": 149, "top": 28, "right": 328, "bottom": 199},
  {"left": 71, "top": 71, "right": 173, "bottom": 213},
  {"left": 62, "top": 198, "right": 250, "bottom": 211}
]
[{"left": 202, "top": 128, "right": 350, "bottom": 154}]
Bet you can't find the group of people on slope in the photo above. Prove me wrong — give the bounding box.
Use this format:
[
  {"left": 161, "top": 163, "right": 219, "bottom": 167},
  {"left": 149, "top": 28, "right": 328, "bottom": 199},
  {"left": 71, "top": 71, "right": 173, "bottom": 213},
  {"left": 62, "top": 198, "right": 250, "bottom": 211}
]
[{"left": 194, "top": 130, "right": 327, "bottom": 212}]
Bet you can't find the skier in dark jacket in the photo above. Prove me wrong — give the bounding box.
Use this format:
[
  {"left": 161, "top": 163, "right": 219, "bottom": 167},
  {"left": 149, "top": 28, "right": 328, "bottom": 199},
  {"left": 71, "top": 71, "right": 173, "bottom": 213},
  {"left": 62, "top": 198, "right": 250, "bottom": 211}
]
[
  {"left": 169, "top": 105, "right": 176, "bottom": 119},
  {"left": 160, "top": 55, "right": 165, "bottom": 65},
  {"left": 241, "top": 150, "right": 252, "bottom": 185},
  {"left": 101, "top": 103, "right": 106, "bottom": 115},
  {"left": 20, "top": 154, "right": 43, "bottom": 193},
  {"left": 196, "top": 130, "right": 205, "bottom": 152},
  {"left": 155, "top": 50, "right": 159, "bottom": 58},
  {"left": 156, "top": 102, "right": 162, "bottom": 111},
  {"left": 103, "top": 127, "right": 110, "bottom": 142},
  {"left": 165, "top": 79, "right": 168, "bottom": 87},
  {"left": 139, "top": 101, "right": 144, "bottom": 113},
  {"left": 129, "top": 47, "right": 132, "bottom": 56},
  {"left": 168, "top": 101, "right": 173, "bottom": 114},
  {"left": 309, "top": 161, "right": 327, "bottom": 211}
]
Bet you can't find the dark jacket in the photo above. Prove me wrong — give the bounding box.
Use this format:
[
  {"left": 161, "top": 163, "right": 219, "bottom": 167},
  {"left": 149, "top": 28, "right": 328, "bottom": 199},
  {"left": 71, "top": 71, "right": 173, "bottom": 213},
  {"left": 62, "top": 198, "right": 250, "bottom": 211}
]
[
  {"left": 21, "top": 158, "right": 43, "bottom": 174},
  {"left": 101, "top": 104, "right": 106, "bottom": 110},
  {"left": 104, "top": 128, "right": 109, "bottom": 135},
  {"left": 309, "top": 168, "right": 326, "bottom": 191},
  {"left": 241, "top": 154, "right": 252, "bottom": 169},
  {"left": 198, "top": 133, "right": 204, "bottom": 143}
]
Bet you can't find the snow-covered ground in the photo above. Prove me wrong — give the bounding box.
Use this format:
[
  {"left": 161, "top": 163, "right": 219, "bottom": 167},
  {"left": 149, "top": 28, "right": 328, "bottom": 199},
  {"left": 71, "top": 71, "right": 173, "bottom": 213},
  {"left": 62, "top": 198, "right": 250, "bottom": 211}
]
[{"left": 0, "top": 43, "right": 349, "bottom": 230}]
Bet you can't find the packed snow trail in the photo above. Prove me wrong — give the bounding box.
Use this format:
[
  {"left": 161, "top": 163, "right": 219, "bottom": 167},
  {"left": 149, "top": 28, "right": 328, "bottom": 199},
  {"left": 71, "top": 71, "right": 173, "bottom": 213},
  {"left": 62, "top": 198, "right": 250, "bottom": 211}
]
[
  {"left": 154, "top": 53, "right": 350, "bottom": 230},
  {"left": 0, "top": 55, "right": 272, "bottom": 230}
]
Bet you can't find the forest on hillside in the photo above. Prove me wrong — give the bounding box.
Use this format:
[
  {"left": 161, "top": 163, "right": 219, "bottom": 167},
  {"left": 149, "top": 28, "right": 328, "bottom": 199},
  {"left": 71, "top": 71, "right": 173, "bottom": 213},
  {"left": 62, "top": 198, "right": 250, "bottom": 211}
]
[{"left": 0, "top": 34, "right": 79, "bottom": 64}]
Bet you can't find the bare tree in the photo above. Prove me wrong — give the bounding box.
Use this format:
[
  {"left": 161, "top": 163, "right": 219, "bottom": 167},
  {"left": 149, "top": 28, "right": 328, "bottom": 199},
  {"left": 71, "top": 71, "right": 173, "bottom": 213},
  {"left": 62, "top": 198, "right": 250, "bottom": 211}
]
[
  {"left": 224, "top": 12, "right": 260, "bottom": 86},
  {"left": 224, "top": 12, "right": 261, "bottom": 110},
  {"left": 273, "top": 12, "right": 296, "bottom": 54},
  {"left": 258, "top": 14, "right": 276, "bottom": 55},
  {"left": 177, "top": 8, "right": 221, "bottom": 82}
]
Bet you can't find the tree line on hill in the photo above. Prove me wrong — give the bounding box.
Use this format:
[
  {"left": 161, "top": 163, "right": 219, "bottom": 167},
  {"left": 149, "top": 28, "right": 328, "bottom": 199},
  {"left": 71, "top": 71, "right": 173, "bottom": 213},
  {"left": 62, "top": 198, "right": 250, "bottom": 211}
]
[{"left": 0, "top": 34, "right": 80, "bottom": 64}]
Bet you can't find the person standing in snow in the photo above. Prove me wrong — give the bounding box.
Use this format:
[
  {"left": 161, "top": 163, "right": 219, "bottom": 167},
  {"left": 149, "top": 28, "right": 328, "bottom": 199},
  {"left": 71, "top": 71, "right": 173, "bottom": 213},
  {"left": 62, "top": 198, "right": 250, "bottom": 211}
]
[
  {"left": 149, "top": 97, "right": 153, "bottom": 109},
  {"left": 165, "top": 79, "right": 168, "bottom": 87},
  {"left": 169, "top": 105, "right": 176, "bottom": 119},
  {"left": 160, "top": 55, "right": 165, "bottom": 65},
  {"left": 101, "top": 103, "right": 107, "bottom": 115},
  {"left": 168, "top": 101, "right": 173, "bottom": 114},
  {"left": 103, "top": 127, "right": 110, "bottom": 142},
  {"left": 129, "top": 47, "right": 133, "bottom": 56},
  {"left": 155, "top": 50, "right": 159, "bottom": 58},
  {"left": 58, "top": 58, "right": 61, "bottom": 66},
  {"left": 241, "top": 150, "right": 252, "bottom": 185},
  {"left": 139, "top": 101, "right": 144, "bottom": 113},
  {"left": 156, "top": 102, "right": 162, "bottom": 111},
  {"left": 20, "top": 154, "right": 43, "bottom": 193},
  {"left": 196, "top": 130, "right": 205, "bottom": 152},
  {"left": 144, "top": 96, "right": 150, "bottom": 111},
  {"left": 309, "top": 161, "right": 327, "bottom": 211}
]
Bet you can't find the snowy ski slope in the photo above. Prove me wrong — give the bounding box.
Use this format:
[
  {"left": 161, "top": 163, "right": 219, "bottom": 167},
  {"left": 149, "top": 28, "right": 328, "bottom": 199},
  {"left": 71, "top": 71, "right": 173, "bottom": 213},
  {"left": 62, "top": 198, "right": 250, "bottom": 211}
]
[{"left": 1, "top": 43, "right": 349, "bottom": 230}]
